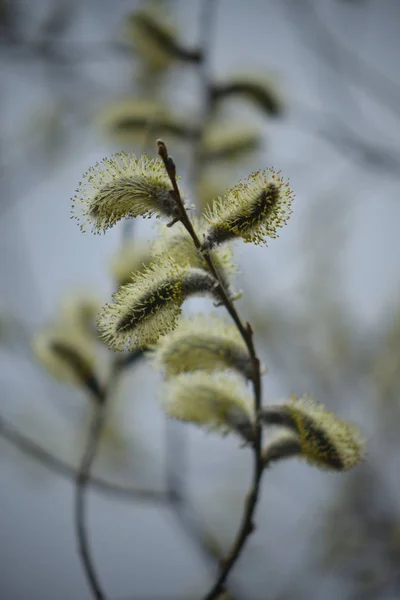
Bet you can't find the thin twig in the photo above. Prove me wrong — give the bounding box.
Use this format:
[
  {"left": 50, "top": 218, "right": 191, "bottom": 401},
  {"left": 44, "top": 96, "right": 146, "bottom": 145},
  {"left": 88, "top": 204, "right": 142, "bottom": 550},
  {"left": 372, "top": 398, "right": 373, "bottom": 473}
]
[
  {"left": 0, "top": 414, "right": 173, "bottom": 504},
  {"left": 168, "top": 492, "right": 248, "bottom": 600},
  {"left": 157, "top": 139, "right": 264, "bottom": 599},
  {"left": 282, "top": 0, "right": 400, "bottom": 122},
  {"left": 74, "top": 346, "right": 145, "bottom": 600},
  {"left": 0, "top": 412, "right": 246, "bottom": 598},
  {"left": 291, "top": 102, "right": 400, "bottom": 177},
  {"left": 75, "top": 398, "right": 109, "bottom": 600},
  {"left": 189, "top": 0, "right": 217, "bottom": 189}
]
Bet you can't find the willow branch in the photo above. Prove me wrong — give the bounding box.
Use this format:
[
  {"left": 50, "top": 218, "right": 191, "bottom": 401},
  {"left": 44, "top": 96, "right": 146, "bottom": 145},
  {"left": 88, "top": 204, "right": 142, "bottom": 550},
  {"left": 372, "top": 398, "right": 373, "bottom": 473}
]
[
  {"left": 0, "top": 414, "right": 171, "bottom": 504},
  {"left": 157, "top": 139, "right": 264, "bottom": 599},
  {"left": 189, "top": 0, "right": 217, "bottom": 189},
  {"left": 168, "top": 492, "right": 248, "bottom": 600},
  {"left": 75, "top": 311, "right": 149, "bottom": 600},
  {"left": 75, "top": 398, "right": 109, "bottom": 600}
]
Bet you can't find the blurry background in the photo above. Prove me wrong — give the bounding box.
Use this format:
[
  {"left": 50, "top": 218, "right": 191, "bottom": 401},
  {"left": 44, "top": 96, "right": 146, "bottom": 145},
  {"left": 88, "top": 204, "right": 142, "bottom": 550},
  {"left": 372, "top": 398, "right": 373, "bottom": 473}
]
[{"left": 1, "top": 0, "right": 400, "bottom": 598}]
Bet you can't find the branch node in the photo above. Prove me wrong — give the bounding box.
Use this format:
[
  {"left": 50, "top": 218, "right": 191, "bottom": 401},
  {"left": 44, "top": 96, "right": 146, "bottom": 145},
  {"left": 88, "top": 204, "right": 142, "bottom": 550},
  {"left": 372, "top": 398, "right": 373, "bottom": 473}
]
[
  {"left": 166, "top": 216, "right": 181, "bottom": 228},
  {"left": 245, "top": 321, "right": 253, "bottom": 337}
]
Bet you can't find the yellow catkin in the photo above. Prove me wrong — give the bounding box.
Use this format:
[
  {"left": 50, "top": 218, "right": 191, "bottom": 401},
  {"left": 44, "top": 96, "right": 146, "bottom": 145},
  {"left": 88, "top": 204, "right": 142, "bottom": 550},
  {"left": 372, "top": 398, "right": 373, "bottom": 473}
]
[
  {"left": 152, "top": 314, "right": 251, "bottom": 379},
  {"left": 152, "top": 218, "right": 237, "bottom": 298},
  {"left": 32, "top": 322, "right": 97, "bottom": 388},
  {"left": 161, "top": 371, "right": 254, "bottom": 441},
  {"left": 202, "top": 169, "right": 294, "bottom": 249},
  {"left": 263, "top": 395, "right": 365, "bottom": 471},
  {"left": 98, "top": 258, "right": 221, "bottom": 351},
  {"left": 71, "top": 152, "right": 185, "bottom": 234}
]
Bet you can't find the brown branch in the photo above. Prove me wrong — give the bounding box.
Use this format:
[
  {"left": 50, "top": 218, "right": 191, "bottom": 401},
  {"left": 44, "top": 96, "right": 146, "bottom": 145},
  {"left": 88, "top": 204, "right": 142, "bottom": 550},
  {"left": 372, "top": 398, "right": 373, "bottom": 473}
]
[
  {"left": 157, "top": 139, "right": 264, "bottom": 599},
  {"left": 75, "top": 399, "right": 109, "bottom": 600},
  {"left": 168, "top": 489, "right": 248, "bottom": 600}
]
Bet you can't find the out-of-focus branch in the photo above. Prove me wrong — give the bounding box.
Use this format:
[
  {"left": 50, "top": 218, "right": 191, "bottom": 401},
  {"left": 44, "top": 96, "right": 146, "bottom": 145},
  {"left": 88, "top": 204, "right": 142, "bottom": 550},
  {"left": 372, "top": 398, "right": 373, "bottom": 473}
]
[
  {"left": 0, "top": 412, "right": 247, "bottom": 598},
  {"left": 282, "top": 0, "right": 400, "bottom": 121},
  {"left": 0, "top": 414, "right": 170, "bottom": 504},
  {"left": 169, "top": 490, "right": 248, "bottom": 600},
  {"left": 281, "top": 1, "right": 400, "bottom": 179},
  {"left": 189, "top": 0, "right": 217, "bottom": 189},
  {"left": 75, "top": 398, "right": 109, "bottom": 600},
  {"left": 291, "top": 102, "right": 400, "bottom": 177}
]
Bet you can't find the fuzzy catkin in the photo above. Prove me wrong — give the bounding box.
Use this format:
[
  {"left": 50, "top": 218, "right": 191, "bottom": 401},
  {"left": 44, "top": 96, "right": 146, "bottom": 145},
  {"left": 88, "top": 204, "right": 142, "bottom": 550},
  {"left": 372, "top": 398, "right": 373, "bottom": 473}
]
[
  {"left": 152, "top": 314, "right": 252, "bottom": 379},
  {"left": 72, "top": 152, "right": 185, "bottom": 234},
  {"left": 98, "top": 258, "right": 222, "bottom": 350},
  {"left": 262, "top": 395, "right": 364, "bottom": 471},
  {"left": 202, "top": 169, "right": 294, "bottom": 249},
  {"left": 161, "top": 371, "right": 255, "bottom": 441}
]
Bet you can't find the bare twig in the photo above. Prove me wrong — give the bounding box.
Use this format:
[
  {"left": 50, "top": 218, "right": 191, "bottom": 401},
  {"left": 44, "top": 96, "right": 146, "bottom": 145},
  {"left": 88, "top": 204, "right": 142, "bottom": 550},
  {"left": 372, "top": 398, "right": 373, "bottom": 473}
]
[
  {"left": 0, "top": 414, "right": 171, "bottom": 504},
  {"left": 75, "top": 398, "right": 109, "bottom": 600},
  {"left": 189, "top": 0, "right": 217, "bottom": 189},
  {"left": 291, "top": 102, "right": 400, "bottom": 178},
  {"left": 168, "top": 491, "right": 248, "bottom": 600},
  {"left": 157, "top": 139, "right": 264, "bottom": 599},
  {"left": 0, "top": 413, "right": 247, "bottom": 598},
  {"left": 282, "top": 0, "right": 400, "bottom": 121}
]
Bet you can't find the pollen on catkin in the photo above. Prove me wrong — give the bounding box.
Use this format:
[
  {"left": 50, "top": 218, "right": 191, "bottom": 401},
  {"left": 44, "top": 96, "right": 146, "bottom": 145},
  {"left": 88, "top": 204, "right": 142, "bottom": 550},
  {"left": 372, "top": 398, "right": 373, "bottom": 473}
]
[
  {"left": 161, "top": 371, "right": 255, "bottom": 441},
  {"left": 151, "top": 314, "right": 252, "bottom": 379},
  {"left": 71, "top": 152, "right": 184, "bottom": 234},
  {"left": 97, "top": 257, "right": 222, "bottom": 351},
  {"left": 152, "top": 218, "right": 237, "bottom": 298},
  {"left": 261, "top": 395, "right": 365, "bottom": 471},
  {"left": 201, "top": 169, "right": 294, "bottom": 250},
  {"left": 32, "top": 323, "right": 99, "bottom": 392}
]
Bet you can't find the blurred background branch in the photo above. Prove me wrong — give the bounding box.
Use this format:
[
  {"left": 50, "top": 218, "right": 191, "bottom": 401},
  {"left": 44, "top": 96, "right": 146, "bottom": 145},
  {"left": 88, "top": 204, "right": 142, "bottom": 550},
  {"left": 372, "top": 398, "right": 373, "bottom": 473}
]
[{"left": 1, "top": 0, "right": 400, "bottom": 599}]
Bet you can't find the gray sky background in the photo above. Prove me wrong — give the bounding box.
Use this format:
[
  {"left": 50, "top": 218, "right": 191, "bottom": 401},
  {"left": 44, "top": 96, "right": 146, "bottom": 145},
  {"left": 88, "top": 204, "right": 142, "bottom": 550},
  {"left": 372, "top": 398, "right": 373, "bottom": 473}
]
[{"left": 1, "top": 1, "right": 400, "bottom": 599}]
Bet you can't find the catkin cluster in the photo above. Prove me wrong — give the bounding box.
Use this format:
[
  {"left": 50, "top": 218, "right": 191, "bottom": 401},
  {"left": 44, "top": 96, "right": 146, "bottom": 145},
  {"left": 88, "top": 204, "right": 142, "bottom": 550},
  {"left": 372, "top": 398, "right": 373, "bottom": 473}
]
[
  {"left": 61, "top": 147, "right": 364, "bottom": 465},
  {"left": 31, "top": 137, "right": 365, "bottom": 469}
]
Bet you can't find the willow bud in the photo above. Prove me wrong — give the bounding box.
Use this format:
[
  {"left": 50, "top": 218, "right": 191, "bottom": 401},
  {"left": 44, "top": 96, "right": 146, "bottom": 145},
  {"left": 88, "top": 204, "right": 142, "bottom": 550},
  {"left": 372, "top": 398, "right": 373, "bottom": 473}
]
[
  {"left": 201, "top": 169, "right": 294, "bottom": 250},
  {"left": 72, "top": 152, "right": 186, "bottom": 234},
  {"left": 261, "top": 395, "right": 365, "bottom": 471},
  {"left": 152, "top": 314, "right": 252, "bottom": 379},
  {"left": 98, "top": 258, "right": 222, "bottom": 350},
  {"left": 161, "top": 372, "right": 255, "bottom": 442}
]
